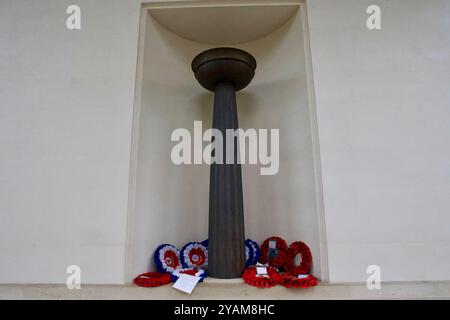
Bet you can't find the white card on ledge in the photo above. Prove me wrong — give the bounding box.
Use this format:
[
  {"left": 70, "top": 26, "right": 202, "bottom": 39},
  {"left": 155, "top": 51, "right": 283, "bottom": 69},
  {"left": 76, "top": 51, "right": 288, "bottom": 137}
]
[
  {"left": 256, "top": 266, "right": 268, "bottom": 275},
  {"left": 268, "top": 240, "right": 277, "bottom": 249},
  {"left": 297, "top": 274, "right": 309, "bottom": 279},
  {"left": 172, "top": 274, "right": 201, "bottom": 294}
]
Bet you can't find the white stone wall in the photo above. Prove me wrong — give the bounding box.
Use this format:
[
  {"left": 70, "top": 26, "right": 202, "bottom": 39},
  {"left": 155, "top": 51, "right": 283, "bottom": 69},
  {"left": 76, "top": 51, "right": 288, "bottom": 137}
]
[
  {"left": 0, "top": 0, "right": 449, "bottom": 284},
  {"left": 0, "top": 0, "right": 141, "bottom": 284},
  {"left": 306, "top": 0, "right": 450, "bottom": 282}
]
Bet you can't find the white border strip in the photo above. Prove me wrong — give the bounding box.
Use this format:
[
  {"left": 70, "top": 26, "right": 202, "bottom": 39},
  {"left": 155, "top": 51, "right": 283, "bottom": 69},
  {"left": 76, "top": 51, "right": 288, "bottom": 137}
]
[
  {"left": 124, "top": 7, "right": 148, "bottom": 284},
  {"left": 142, "top": 0, "right": 303, "bottom": 10},
  {"left": 299, "top": 2, "right": 329, "bottom": 282}
]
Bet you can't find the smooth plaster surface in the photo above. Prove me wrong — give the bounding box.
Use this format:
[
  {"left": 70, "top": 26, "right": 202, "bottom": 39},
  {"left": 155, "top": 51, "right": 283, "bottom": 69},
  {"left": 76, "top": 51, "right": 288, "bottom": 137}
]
[
  {"left": 1, "top": 0, "right": 449, "bottom": 285},
  {"left": 306, "top": 0, "right": 450, "bottom": 282},
  {"left": 0, "top": 0, "right": 141, "bottom": 284}
]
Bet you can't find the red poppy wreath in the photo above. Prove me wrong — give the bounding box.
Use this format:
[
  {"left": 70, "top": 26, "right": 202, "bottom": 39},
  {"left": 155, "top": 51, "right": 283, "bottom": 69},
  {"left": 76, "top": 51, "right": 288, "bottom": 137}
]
[
  {"left": 280, "top": 274, "right": 318, "bottom": 288},
  {"left": 259, "top": 236, "right": 288, "bottom": 268},
  {"left": 170, "top": 268, "right": 207, "bottom": 283},
  {"left": 134, "top": 272, "right": 172, "bottom": 287},
  {"left": 242, "top": 266, "right": 283, "bottom": 288},
  {"left": 284, "top": 241, "right": 313, "bottom": 275}
]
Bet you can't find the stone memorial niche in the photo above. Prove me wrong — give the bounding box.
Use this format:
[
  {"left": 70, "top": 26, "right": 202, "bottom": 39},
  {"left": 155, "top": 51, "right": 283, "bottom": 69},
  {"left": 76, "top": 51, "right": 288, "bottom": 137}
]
[
  {"left": 191, "top": 48, "right": 257, "bottom": 278},
  {"left": 129, "top": 4, "right": 325, "bottom": 283}
]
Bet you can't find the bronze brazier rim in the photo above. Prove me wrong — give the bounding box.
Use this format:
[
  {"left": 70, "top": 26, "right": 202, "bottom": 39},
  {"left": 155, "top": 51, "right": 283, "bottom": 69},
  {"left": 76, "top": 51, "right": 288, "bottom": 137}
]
[{"left": 191, "top": 47, "right": 257, "bottom": 73}]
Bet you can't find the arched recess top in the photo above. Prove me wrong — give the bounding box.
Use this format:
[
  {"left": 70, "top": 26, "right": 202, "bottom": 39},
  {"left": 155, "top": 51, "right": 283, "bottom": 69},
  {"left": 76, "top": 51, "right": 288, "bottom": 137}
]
[{"left": 145, "top": 0, "right": 301, "bottom": 45}]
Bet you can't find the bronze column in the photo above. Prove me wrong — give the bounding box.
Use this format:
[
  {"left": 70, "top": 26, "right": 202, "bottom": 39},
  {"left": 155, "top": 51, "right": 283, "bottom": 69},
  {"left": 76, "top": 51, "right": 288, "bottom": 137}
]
[{"left": 191, "top": 48, "right": 256, "bottom": 278}]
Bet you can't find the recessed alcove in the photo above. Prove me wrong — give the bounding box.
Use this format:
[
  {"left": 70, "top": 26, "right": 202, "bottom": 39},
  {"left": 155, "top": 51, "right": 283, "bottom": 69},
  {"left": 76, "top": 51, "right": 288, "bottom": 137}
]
[{"left": 126, "top": 0, "right": 327, "bottom": 282}]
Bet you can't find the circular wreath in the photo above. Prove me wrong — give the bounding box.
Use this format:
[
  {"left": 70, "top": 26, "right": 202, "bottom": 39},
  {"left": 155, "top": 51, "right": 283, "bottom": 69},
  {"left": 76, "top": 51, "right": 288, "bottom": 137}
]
[
  {"left": 248, "top": 239, "right": 261, "bottom": 265},
  {"left": 154, "top": 244, "right": 181, "bottom": 273},
  {"left": 280, "top": 274, "right": 318, "bottom": 288},
  {"left": 245, "top": 241, "right": 255, "bottom": 267},
  {"left": 134, "top": 272, "right": 172, "bottom": 287},
  {"left": 259, "top": 236, "right": 289, "bottom": 268},
  {"left": 285, "top": 241, "right": 313, "bottom": 275},
  {"left": 180, "top": 242, "right": 208, "bottom": 269},
  {"left": 242, "top": 266, "right": 283, "bottom": 288},
  {"left": 170, "top": 268, "right": 207, "bottom": 283}
]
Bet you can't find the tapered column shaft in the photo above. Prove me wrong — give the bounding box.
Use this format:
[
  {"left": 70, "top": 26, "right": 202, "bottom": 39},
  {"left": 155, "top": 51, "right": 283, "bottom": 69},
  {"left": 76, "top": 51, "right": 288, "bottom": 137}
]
[{"left": 208, "top": 82, "right": 245, "bottom": 278}]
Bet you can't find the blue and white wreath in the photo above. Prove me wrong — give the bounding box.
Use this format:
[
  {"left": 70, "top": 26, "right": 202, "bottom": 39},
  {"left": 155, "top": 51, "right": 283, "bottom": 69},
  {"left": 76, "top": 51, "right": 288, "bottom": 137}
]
[
  {"left": 153, "top": 243, "right": 181, "bottom": 273},
  {"left": 246, "top": 239, "right": 261, "bottom": 266},
  {"left": 180, "top": 242, "right": 208, "bottom": 269},
  {"left": 245, "top": 240, "right": 255, "bottom": 267}
]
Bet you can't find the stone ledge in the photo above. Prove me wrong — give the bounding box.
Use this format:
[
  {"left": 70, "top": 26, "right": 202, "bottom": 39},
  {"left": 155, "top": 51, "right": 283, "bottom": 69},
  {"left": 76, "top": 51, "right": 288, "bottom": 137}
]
[{"left": 0, "top": 281, "right": 449, "bottom": 300}]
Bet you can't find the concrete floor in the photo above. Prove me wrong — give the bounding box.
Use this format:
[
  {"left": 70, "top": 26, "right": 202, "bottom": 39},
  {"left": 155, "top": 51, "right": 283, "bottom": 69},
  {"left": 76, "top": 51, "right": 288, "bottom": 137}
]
[{"left": 1, "top": 279, "right": 449, "bottom": 299}]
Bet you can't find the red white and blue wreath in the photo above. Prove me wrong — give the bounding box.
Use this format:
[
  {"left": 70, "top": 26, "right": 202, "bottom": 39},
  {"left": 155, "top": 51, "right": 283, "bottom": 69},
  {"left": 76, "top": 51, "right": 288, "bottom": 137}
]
[
  {"left": 170, "top": 268, "right": 208, "bottom": 283},
  {"left": 180, "top": 242, "right": 208, "bottom": 269},
  {"left": 154, "top": 244, "right": 181, "bottom": 273},
  {"left": 246, "top": 239, "right": 261, "bottom": 265},
  {"left": 245, "top": 241, "right": 255, "bottom": 267}
]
